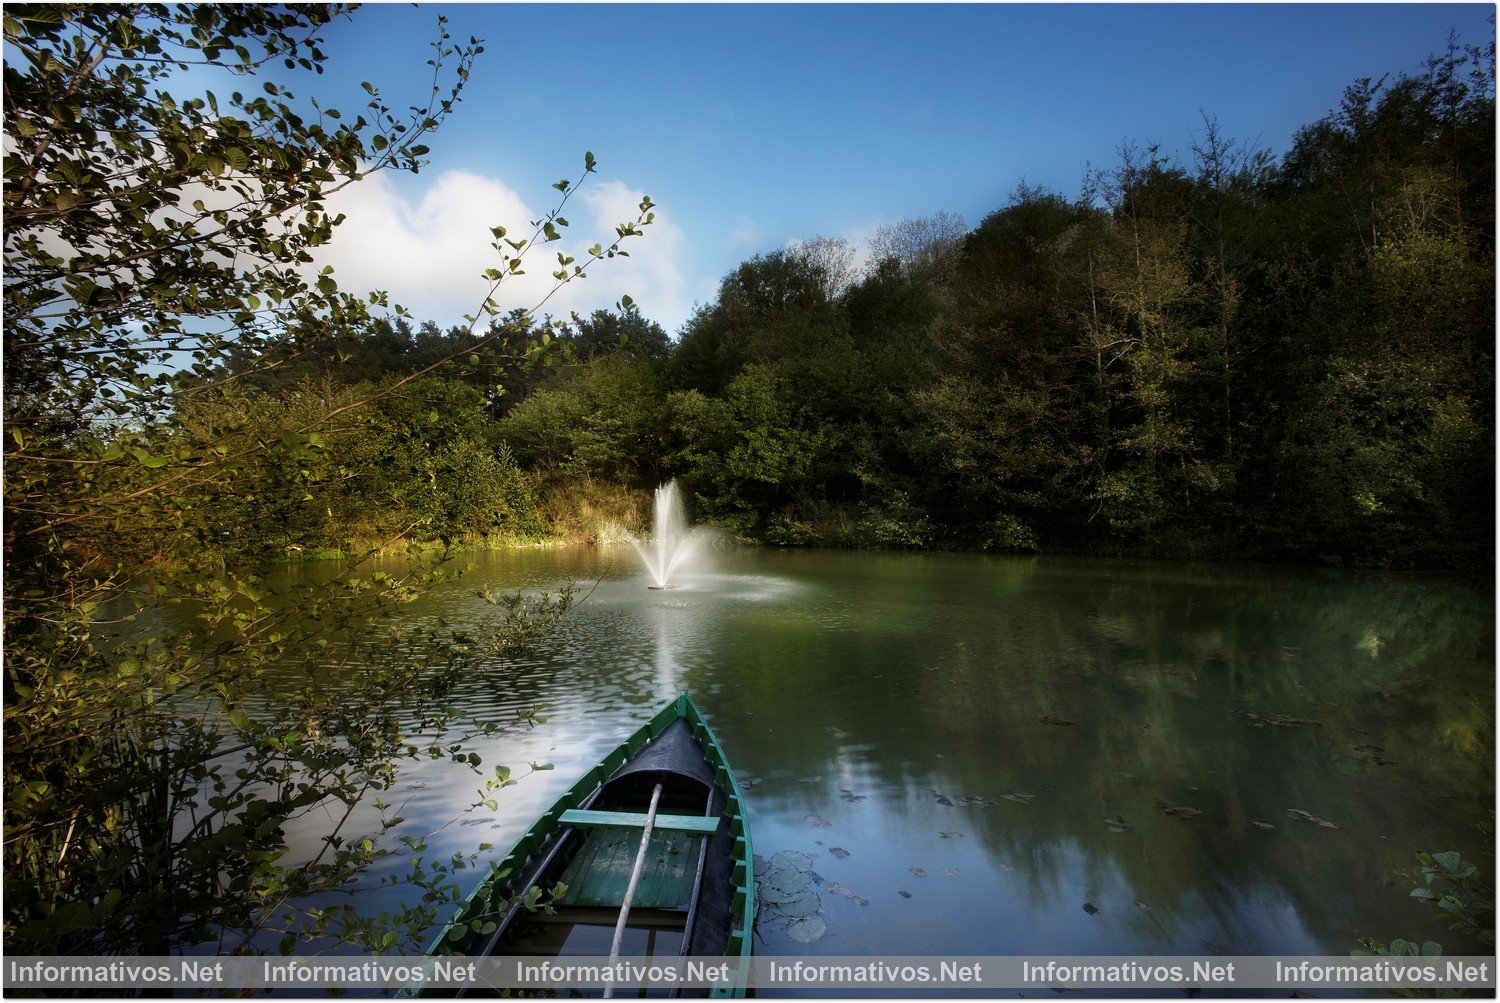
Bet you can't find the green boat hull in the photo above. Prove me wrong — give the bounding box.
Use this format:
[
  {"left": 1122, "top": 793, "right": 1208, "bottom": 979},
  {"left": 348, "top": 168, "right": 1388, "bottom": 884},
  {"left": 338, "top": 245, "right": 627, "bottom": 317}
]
[{"left": 416, "top": 692, "right": 754, "bottom": 997}]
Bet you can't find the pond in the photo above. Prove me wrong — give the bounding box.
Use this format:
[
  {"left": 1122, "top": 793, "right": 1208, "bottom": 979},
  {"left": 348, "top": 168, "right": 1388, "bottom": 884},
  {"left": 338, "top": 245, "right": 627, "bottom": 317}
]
[{"left": 285, "top": 545, "right": 1494, "bottom": 966}]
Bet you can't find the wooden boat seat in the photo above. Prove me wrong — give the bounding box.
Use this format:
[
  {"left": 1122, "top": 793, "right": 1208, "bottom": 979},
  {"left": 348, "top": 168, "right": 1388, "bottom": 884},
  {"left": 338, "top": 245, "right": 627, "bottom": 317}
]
[
  {"left": 558, "top": 808, "right": 719, "bottom": 834},
  {"left": 557, "top": 828, "right": 697, "bottom": 909}
]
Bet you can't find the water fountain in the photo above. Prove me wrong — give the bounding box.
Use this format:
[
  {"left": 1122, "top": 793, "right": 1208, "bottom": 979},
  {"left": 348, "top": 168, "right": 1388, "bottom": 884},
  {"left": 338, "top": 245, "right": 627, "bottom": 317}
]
[{"left": 628, "top": 481, "right": 711, "bottom": 589}]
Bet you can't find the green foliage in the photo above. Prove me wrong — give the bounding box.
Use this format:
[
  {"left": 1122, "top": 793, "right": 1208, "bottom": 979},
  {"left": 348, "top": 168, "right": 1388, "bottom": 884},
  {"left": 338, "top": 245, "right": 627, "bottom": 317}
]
[
  {"left": 497, "top": 359, "right": 668, "bottom": 485},
  {"left": 2, "top": 4, "right": 654, "bottom": 957},
  {"left": 1355, "top": 851, "right": 1494, "bottom": 996}
]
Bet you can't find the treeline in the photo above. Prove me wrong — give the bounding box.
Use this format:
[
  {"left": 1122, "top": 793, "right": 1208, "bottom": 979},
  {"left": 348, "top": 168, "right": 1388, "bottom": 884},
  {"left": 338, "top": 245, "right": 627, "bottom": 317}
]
[{"left": 202, "top": 45, "right": 1493, "bottom": 570}]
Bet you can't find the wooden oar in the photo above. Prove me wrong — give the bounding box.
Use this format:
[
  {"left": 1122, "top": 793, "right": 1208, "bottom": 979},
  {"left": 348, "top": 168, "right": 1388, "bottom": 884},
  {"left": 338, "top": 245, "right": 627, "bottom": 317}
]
[{"left": 603, "top": 782, "right": 664, "bottom": 999}]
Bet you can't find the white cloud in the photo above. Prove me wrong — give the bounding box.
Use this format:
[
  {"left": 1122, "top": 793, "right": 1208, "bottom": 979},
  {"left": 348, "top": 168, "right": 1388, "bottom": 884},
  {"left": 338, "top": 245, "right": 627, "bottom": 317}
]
[
  {"left": 313, "top": 169, "right": 692, "bottom": 333},
  {"left": 729, "top": 216, "right": 764, "bottom": 249}
]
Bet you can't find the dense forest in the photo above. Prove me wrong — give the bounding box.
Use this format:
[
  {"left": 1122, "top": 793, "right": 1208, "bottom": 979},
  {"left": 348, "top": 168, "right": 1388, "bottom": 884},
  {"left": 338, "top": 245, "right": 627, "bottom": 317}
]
[
  {"left": 178, "top": 41, "right": 1495, "bottom": 573},
  {"left": 2, "top": 4, "right": 1491, "bottom": 959}
]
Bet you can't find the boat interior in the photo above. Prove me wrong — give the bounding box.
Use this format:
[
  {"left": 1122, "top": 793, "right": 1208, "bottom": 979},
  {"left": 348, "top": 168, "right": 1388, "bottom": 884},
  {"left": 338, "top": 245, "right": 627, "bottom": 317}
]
[{"left": 461, "top": 719, "right": 732, "bottom": 997}]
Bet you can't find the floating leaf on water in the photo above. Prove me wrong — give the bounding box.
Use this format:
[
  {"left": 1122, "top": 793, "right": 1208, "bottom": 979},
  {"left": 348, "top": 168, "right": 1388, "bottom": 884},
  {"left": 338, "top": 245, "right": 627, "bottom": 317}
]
[
  {"left": 759, "top": 880, "right": 808, "bottom": 905},
  {"left": 943, "top": 869, "right": 959, "bottom": 878},
  {"left": 785, "top": 915, "right": 827, "bottom": 943},
  {"left": 1373, "top": 757, "right": 1398, "bottom": 766},
  {"left": 1105, "top": 815, "right": 1134, "bottom": 833},
  {"left": 1353, "top": 744, "right": 1384, "bottom": 753},
  {"left": 999, "top": 861, "right": 1015, "bottom": 871},
  {"left": 771, "top": 850, "right": 814, "bottom": 873},
  {"left": 1251, "top": 820, "right": 1277, "bottom": 830},
  {"left": 772, "top": 889, "right": 821, "bottom": 918},
  {"left": 1083, "top": 902, "right": 1101, "bottom": 915},
  {"left": 1430, "top": 791, "right": 1460, "bottom": 799},
  {"left": 825, "top": 881, "right": 869, "bottom": 907},
  {"left": 1154, "top": 799, "right": 1202, "bottom": 820},
  {"left": 1186, "top": 785, "right": 1201, "bottom": 794},
  {"left": 939, "top": 831, "right": 964, "bottom": 840},
  {"left": 797, "top": 775, "right": 824, "bottom": 784},
  {"left": 839, "top": 789, "right": 868, "bottom": 804},
  {"left": 1002, "top": 789, "right": 1036, "bottom": 804},
  {"left": 1132, "top": 899, "right": 1151, "bottom": 911},
  {"left": 1245, "top": 712, "right": 1325, "bottom": 729},
  {"left": 935, "top": 795, "right": 954, "bottom": 806},
  {"left": 740, "top": 777, "right": 762, "bottom": 790},
  {"left": 804, "top": 814, "right": 832, "bottom": 829},
  {"left": 909, "top": 866, "right": 926, "bottom": 878},
  {"left": 959, "top": 794, "right": 997, "bottom": 809},
  {"left": 1285, "top": 808, "right": 1338, "bottom": 828},
  {"left": 898, "top": 889, "right": 913, "bottom": 899},
  {"left": 829, "top": 847, "right": 850, "bottom": 859},
  {"left": 1039, "top": 712, "right": 1076, "bottom": 726}
]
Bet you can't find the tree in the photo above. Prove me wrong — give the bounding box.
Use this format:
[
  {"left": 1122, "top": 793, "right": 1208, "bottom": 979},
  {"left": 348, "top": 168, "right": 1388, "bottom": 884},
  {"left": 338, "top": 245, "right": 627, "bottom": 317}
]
[
  {"left": 3, "top": 4, "right": 655, "bottom": 955},
  {"left": 1189, "top": 114, "right": 1272, "bottom": 461},
  {"left": 867, "top": 210, "right": 967, "bottom": 285},
  {"left": 565, "top": 303, "right": 670, "bottom": 362}
]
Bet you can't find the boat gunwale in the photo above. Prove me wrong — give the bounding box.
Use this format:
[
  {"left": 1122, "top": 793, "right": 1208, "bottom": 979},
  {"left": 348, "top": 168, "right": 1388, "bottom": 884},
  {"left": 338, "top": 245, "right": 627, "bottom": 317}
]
[{"left": 414, "top": 693, "right": 753, "bottom": 997}]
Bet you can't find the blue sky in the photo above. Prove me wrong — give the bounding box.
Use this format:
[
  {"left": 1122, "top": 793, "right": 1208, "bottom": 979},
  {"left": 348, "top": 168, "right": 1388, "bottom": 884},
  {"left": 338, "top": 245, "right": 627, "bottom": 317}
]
[{"left": 281, "top": 3, "right": 1495, "bottom": 334}]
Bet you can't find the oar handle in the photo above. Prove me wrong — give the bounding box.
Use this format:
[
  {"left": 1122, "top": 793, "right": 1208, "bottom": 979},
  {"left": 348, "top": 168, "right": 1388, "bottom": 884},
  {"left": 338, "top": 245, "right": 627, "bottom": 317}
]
[{"left": 603, "top": 782, "right": 664, "bottom": 999}]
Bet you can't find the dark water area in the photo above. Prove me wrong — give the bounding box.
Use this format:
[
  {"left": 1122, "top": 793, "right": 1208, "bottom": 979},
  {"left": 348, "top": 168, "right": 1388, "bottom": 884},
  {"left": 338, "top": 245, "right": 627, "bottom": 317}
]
[{"left": 276, "top": 545, "right": 1493, "bottom": 973}]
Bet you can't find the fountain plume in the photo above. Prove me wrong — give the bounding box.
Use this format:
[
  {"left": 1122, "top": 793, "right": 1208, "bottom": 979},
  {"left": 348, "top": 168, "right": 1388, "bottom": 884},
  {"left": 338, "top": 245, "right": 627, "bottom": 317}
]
[{"left": 628, "top": 481, "right": 710, "bottom": 589}]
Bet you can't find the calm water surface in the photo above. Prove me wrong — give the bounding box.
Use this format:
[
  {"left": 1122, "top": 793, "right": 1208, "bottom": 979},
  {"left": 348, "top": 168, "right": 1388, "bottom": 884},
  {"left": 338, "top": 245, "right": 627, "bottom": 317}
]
[{"left": 285, "top": 546, "right": 1493, "bottom": 969}]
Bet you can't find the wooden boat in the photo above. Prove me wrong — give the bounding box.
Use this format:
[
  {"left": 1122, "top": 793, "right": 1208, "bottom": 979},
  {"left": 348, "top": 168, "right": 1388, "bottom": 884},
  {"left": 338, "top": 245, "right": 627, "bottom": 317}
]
[{"left": 417, "top": 693, "right": 754, "bottom": 998}]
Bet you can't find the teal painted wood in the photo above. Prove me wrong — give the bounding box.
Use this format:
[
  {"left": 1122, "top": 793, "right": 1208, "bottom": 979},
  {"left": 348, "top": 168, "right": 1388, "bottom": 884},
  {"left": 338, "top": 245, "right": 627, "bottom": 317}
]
[
  {"left": 559, "top": 808, "right": 722, "bottom": 834},
  {"left": 410, "top": 692, "right": 754, "bottom": 999}
]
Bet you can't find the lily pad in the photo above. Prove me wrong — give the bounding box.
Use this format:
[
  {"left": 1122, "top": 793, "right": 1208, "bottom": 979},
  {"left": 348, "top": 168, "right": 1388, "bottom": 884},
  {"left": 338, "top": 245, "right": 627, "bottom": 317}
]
[
  {"left": 804, "top": 814, "right": 832, "bottom": 829},
  {"left": 1105, "top": 815, "right": 1134, "bottom": 833},
  {"left": 943, "top": 869, "right": 959, "bottom": 878},
  {"left": 1285, "top": 808, "right": 1338, "bottom": 828},
  {"left": 1154, "top": 799, "right": 1202, "bottom": 820},
  {"left": 935, "top": 795, "right": 954, "bottom": 806},
  {"left": 1132, "top": 899, "right": 1151, "bottom": 911},
  {"left": 1251, "top": 820, "right": 1277, "bottom": 830},
  {"left": 785, "top": 915, "right": 827, "bottom": 943},
  {"left": 1245, "top": 712, "right": 1324, "bottom": 729},
  {"left": 1083, "top": 902, "right": 1101, "bottom": 915},
  {"left": 898, "top": 889, "right": 912, "bottom": 899},
  {"left": 939, "top": 830, "right": 964, "bottom": 840},
  {"left": 959, "top": 794, "right": 997, "bottom": 809},
  {"left": 772, "top": 889, "right": 821, "bottom": 918},
  {"left": 839, "top": 789, "right": 868, "bottom": 804},
  {"left": 1040, "top": 713, "right": 1076, "bottom": 726},
  {"left": 771, "top": 850, "right": 814, "bottom": 872},
  {"left": 829, "top": 847, "right": 850, "bottom": 859},
  {"left": 797, "top": 775, "right": 823, "bottom": 784},
  {"left": 825, "top": 881, "right": 869, "bottom": 907},
  {"left": 1002, "top": 789, "right": 1036, "bottom": 804},
  {"left": 759, "top": 880, "right": 809, "bottom": 905},
  {"left": 909, "top": 866, "right": 926, "bottom": 878}
]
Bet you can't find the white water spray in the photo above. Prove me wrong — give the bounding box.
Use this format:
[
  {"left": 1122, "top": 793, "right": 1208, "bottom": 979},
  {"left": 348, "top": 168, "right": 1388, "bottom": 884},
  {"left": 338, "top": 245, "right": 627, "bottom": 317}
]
[{"left": 627, "top": 481, "right": 711, "bottom": 589}]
